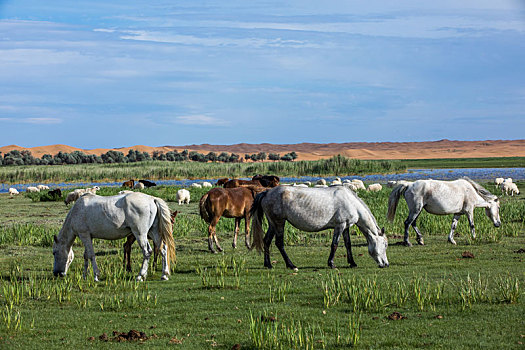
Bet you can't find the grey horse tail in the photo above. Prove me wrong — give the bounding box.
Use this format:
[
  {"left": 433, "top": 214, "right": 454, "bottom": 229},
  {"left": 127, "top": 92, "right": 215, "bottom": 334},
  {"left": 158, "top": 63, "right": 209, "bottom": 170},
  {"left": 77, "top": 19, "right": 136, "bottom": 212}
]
[
  {"left": 387, "top": 183, "right": 409, "bottom": 222},
  {"left": 250, "top": 191, "right": 268, "bottom": 253},
  {"left": 154, "top": 197, "right": 176, "bottom": 267},
  {"left": 199, "top": 193, "right": 210, "bottom": 223}
]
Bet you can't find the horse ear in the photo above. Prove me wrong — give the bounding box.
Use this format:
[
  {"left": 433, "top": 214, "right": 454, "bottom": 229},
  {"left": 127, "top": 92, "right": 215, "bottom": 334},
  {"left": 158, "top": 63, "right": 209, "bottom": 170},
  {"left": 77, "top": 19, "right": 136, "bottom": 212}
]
[{"left": 53, "top": 235, "right": 58, "bottom": 243}]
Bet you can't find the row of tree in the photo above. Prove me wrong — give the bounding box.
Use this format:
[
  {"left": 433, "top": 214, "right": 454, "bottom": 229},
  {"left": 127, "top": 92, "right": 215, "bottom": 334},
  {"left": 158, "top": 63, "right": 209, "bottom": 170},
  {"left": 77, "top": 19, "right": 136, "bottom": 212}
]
[{"left": 0, "top": 149, "right": 298, "bottom": 166}]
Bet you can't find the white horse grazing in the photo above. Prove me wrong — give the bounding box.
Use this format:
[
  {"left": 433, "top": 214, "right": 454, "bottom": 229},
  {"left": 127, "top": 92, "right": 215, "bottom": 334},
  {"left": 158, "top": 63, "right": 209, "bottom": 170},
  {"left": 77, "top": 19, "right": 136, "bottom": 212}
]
[
  {"left": 8, "top": 188, "right": 19, "bottom": 196},
  {"left": 387, "top": 177, "right": 500, "bottom": 246},
  {"left": 53, "top": 192, "right": 176, "bottom": 281},
  {"left": 251, "top": 186, "right": 389, "bottom": 270},
  {"left": 176, "top": 189, "right": 190, "bottom": 205}
]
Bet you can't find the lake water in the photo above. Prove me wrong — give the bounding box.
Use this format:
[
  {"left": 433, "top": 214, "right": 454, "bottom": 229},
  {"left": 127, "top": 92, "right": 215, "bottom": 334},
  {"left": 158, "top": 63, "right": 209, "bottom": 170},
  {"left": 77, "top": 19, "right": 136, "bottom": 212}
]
[{"left": 1, "top": 167, "right": 524, "bottom": 193}]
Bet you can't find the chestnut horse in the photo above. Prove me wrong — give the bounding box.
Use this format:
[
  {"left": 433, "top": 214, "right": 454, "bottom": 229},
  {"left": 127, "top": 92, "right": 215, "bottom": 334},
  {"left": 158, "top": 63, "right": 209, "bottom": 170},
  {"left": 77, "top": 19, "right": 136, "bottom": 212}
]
[
  {"left": 252, "top": 174, "right": 280, "bottom": 187},
  {"left": 122, "top": 179, "right": 135, "bottom": 188},
  {"left": 216, "top": 178, "right": 229, "bottom": 186},
  {"left": 123, "top": 211, "right": 178, "bottom": 272},
  {"left": 199, "top": 186, "right": 263, "bottom": 253}
]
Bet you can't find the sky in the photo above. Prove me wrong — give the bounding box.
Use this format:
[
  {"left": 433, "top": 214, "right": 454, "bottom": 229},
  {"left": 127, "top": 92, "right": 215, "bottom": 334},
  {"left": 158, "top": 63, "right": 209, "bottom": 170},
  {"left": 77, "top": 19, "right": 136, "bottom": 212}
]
[{"left": 0, "top": 1, "right": 524, "bottom": 149}]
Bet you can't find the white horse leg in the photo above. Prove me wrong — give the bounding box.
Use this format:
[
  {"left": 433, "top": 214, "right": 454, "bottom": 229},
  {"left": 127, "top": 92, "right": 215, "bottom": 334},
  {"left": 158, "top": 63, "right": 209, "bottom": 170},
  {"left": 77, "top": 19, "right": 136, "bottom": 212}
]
[
  {"left": 465, "top": 211, "right": 476, "bottom": 239},
  {"left": 411, "top": 220, "right": 425, "bottom": 245},
  {"left": 448, "top": 214, "right": 461, "bottom": 244},
  {"left": 273, "top": 220, "right": 297, "bottom": 271},
  {"left": 328, "top": 224, "right": 344, "bottom": 268},
  {"left": 135, "top": 235, "right": 153, "bottom": 281},
  {"left": 79, "top": 235, "right": 100, "bottom": 281},
  {"left": 404, "top": 208, "right": 422, "bottom": 247}
]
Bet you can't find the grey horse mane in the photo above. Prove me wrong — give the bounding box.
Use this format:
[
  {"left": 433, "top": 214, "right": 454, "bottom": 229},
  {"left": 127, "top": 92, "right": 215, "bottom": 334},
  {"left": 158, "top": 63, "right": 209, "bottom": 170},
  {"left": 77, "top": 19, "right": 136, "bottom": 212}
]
[
  {"left": 343, "top": 186, "right": 381, "bottom": 230},
  {"left": 462, "top": 177, "right": 497, "bottom": 201}
]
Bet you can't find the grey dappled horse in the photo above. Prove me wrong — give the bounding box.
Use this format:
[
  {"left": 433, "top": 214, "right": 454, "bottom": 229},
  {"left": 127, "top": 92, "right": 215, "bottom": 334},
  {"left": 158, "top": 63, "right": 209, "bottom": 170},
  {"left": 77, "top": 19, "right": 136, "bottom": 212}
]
[
  {"left": 250, "top": 185, "right": 389, "bottom": 270},
  {"left": 387, "top": 177, "right": 500, "bottom": 246},
  {"left": 53, "top": 192, "right": 176, "bottom": 281}
]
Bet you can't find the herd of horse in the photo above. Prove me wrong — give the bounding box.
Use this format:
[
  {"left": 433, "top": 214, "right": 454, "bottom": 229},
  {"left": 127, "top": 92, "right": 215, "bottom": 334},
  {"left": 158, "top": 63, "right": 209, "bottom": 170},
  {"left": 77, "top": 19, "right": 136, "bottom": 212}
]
[{"left": 52, "top": 174, "right": 502, "bottom": 281}]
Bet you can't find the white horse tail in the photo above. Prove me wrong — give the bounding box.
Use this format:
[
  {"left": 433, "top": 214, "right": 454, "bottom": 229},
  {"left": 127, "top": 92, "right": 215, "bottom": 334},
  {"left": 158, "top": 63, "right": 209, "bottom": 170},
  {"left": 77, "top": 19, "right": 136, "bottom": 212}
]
[
  {"left": 199, "top": 192, "right": 210, "bottom": 223},
  {"left": 154, "top": 198, "right": 176, "bottom": 267},
  {"left": 387, "top": 183, "right": 409, "bottom": 222},
  {"left": 250, "top": 191, "right": 267, "bottom": 253}
]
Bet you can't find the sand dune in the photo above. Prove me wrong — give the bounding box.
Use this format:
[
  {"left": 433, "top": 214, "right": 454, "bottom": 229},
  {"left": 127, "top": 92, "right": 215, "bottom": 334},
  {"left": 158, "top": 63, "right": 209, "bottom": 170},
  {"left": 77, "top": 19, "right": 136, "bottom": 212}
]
[{"left": 1, "top": 139, "right": 524, "bottom": 161}]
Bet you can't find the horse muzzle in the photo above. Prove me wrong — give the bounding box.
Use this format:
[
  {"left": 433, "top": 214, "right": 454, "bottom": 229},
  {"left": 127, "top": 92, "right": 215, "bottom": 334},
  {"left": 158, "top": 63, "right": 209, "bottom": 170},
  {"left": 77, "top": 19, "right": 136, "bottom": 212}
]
[{"left": 494, "top": 221, "right": 501, "bottom": 228}]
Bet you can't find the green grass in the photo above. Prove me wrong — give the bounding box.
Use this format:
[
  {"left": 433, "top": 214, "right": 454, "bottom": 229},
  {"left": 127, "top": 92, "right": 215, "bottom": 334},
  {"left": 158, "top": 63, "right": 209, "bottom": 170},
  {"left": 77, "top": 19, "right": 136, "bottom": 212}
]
[{"left": 0, "top": 182, "right": 524, "bottom": 349}]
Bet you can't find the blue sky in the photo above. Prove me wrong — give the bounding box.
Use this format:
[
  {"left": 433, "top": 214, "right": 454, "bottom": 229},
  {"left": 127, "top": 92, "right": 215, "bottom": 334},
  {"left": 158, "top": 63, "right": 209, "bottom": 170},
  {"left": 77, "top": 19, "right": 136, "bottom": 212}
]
[{"left": 1, "top": 1, "right": 524, "bottom": 149}]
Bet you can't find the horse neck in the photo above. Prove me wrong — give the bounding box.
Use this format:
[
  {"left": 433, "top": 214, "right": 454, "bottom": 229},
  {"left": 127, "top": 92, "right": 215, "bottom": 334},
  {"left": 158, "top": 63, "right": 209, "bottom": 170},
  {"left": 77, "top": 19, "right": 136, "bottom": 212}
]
[
  {"left": 57, "top": 218, "right": 76, "bottom": 249},
  {"left": 354, "top": 202, "right": 379, "bottom": 238},
  {"left": 471, "top": 191, "right": 491, "bottom": 208}
]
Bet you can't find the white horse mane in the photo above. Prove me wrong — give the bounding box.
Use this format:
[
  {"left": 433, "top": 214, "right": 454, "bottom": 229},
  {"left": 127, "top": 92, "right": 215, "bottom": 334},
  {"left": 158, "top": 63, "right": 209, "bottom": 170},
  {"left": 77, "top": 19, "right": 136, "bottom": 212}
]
[{"left": 462, "top": 177, "right": 497, "bottom": 201}]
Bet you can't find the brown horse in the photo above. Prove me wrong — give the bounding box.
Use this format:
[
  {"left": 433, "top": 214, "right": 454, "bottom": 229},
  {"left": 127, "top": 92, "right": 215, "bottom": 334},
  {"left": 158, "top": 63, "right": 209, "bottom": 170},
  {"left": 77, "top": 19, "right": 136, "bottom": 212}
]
[
  {"left": 199, "top": 186, "right": 263, "bottom": 253},
  {"left": 122, "top": 179, "right": 135, "bottom": 188},
  {"left": 223, "top": 179, "right": 263, "bottom": 188},
  {"left": 216, "top": 178, "right": 229, "bottom": 186},
  {"left": 252, "top": 174, "right": 280, "bottom": 187},
  {"left": 123, "top": 210, "right": 178, "bottom": 272}
]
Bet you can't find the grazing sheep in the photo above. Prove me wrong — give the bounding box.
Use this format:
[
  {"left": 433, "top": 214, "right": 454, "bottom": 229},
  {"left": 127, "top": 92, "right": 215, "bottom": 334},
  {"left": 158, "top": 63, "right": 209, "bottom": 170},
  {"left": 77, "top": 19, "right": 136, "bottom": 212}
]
[
  {"left": 495, "top": 178, "right": 504, "bottom": 186},
  {"left": 8, "top": 188, "right": 19, "bottom": 196},
  {"left": 314, "top": 184, "right": 328, "bottom": 188},
  {"left": 501, "top": 182, "right": 520, "bottom": 196},
  {"left": 330, "top": 179, "right": 342, "bottom": 186},
  {"left": 504, "top": 178, "right": 513, "bottom": 183},
  {"left": 26, "top": 186, "right": 40, "bottom": 193},
  {"left": 37, "top": 184, "right": 50, "bottom": 191},
  {"left": 293, "top": 183, "right": 308, "bottom": 188},
  {"left": 177, "top": 189, "right": 191, "bottom": 205},
  {"left": 367, "top": 183, "right": 383, "bottom": 192},
  {"left": 316, "top": 179, "right": 327, "bottom": 185},
  {"left": 202, "top": 182, "right": 213, "bottom": 188},
  {"left": 134, "top": 182, "right": 145, "bottom": 190},
  {"left": 191, "top": 183, "right": 202, "bottom": 188},
  {"left": 64, "top": 186, "right": 100, "bottom": 205},
  {"left": 302, "top": 181, "right": 312, "bottom": 187},
  {"left": 351, "top": 179, "right": 366, "bottom": 190}
]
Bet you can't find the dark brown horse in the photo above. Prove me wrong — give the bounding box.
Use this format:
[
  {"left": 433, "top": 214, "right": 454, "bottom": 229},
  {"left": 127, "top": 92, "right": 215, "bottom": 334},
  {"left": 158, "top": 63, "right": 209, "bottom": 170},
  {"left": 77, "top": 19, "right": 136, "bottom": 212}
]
[
  {"left": 122, "top": 179, "right": 135, "bottom": 188},
  {"left": 199, "top": 186, "right": 263, "bottom": 253},
  {"left": 252, "top": 174, "right": 280, "bottom": 187},
  {"left": 123, "top": 210, "right": 178, "bottom": 272},
  {"left": 216, "top": 178, "right": 229, "bottom": 186},
  {"left": 223, "top": 179, "right": 263, "bottom": 188}
]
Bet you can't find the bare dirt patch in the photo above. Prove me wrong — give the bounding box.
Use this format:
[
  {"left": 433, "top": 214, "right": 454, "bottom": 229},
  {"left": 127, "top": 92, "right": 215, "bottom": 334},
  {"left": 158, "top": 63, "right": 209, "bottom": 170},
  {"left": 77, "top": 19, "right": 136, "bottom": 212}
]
[{"left": 462, "top": 251, "right": 475, "bottom": 259}]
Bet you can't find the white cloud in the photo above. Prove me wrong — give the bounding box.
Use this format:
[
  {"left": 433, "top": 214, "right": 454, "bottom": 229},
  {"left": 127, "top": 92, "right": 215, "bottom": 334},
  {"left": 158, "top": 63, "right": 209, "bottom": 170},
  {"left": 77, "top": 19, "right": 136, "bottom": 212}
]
[{"left": 174, "top": 115, "right": 229, "bottom": 126}]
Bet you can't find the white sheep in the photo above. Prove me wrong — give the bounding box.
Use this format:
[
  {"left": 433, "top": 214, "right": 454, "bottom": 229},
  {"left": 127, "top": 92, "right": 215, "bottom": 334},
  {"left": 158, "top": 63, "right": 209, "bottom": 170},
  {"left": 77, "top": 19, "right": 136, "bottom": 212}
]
[
  {"left": 351, "top": 179, "right": 366, "bottom": 191},
  {"left": 26, "top": 186, "right": 40, "bottom": 193},
  {"left": 367, "top": 183, "right": 383, "bottom": 192},
  {"left": 64, "top": 186, "right": 99, "bottom": 205},
  {"left": 134, "top": 182, "right": 145, "bottom": 190},
  {"left": 37, "top": 184, "right": 50, "bottom": 191},
  {"left": 495, "top": 178, "right": 504, "bottom": 186},
  {"left": 343, "top": 182, "right": 358, "bottom": 191},
  {"left": 8, "top": 188, "right": 19, "bottom": 196},
  {"left": 504, "top": 178, "right": 513, "bottom": 183},
  {"left": 330, "top": 179, "right": 342, "bottom": 186},
  {"left": 190, "top": 183, "right": 202, "bottom": 188},
  {"left": 177, "top": 189, "right": 191, "bottom": 205},
  {"left": 202, "top": 182, "right": 213, "bottom": 188},
  {"left": 316, "top": 179, "right": 327, "bottom": 185},
  {"left": 501, "top": 182, "right": 520, "bottom": 196},
  {"left": 293, "top": 183, "right": 308, "bottom": 188},
  {"left": 314, "top": 184, "right": 328, "bottom": 188}
]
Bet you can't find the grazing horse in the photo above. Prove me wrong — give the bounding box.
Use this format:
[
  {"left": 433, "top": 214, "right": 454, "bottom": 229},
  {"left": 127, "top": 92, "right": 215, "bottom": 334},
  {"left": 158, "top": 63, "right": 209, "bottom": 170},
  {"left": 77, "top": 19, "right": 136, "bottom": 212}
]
[
  {"left": 52, "top": 192, "right": 176, "bottom": 281},
  {"left": 250, "top": 186, "right": 389, "bottom": 270},
  {"left": 252, "top": 174, "right": 280, "bottom": 187},
  {"left": 139, "top": 179, "right": 157, "bottom": 188},
  {"left": 387, "top": 177, "right": 501, "bottom": 246},
  {"left": 123, "top": 211, "right": 178, "bottom": 273},
  {"left": 199, "top": 186, "right": 263, "bottom": 253},
  {"left": 122, "top": 180, "right": 135, "bottom": 188}
]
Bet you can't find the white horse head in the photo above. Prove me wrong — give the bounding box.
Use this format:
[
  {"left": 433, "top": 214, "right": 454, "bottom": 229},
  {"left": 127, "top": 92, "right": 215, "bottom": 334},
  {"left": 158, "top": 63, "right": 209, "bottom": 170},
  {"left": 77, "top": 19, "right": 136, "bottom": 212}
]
[
  {"left": 52, "top": 235, "right": 74, "bottom": 277},
  {"left": 484, "top": 197, "right": 501, "bottom": 227},
  {"left": 367, "top": 227, "right": 389, "bottom": 268}
]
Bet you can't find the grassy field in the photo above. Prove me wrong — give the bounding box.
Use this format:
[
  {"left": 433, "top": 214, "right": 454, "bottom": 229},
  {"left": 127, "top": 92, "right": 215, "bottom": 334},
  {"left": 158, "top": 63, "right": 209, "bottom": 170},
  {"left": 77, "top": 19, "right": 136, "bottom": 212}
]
[
  {"left": 0, "top": 182, "right": 524, "bottom": 349},
  {"left": 402, "top": 157, "right": 525, "bottom": 169}
]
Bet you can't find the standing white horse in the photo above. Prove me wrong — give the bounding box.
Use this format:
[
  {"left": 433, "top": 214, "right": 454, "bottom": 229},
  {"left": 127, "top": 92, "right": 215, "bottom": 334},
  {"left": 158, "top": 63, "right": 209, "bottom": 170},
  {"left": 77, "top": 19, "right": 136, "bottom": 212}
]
[
  {"left": 53, "top": 192, "right": 176, "bottom": 281},
  {"left": 250, "top": 186, "right": 389, "bottom": 270},
  {"left": 387, "top": 177, "right": 500, "bottom": 246}
]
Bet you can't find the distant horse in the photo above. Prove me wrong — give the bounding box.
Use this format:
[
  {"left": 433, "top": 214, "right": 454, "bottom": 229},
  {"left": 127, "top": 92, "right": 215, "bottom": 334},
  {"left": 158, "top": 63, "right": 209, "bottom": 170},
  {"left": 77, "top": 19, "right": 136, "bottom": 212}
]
[
  {"left": 139, "top": 179, "right": 157, "bottom": 188},
  {"left": 122, "top": 180, "right": 135, "bottom": 188},
  {"left": 123, "top": 211, "right": 178, "bottom": 273},
  {"left": 223, "top": 179, "right": 263, "bottom": 188},
  {"left": 250, "top": 186, "right": 389, "bottom": 270},
  {"left": 216, "top": 178, "right": 229, "bottom": 186},
  {"left": 53, "top": 192, "right": 176, "bottom": 281},
  {"left": 252, "top": 175, "right": 280, "bottom": 187},
  {"left": 387, "top": 177, "right": 500, "bottom": 246},
  {"left": 199, "top": 186, "right": 263, "bottom": 253}
]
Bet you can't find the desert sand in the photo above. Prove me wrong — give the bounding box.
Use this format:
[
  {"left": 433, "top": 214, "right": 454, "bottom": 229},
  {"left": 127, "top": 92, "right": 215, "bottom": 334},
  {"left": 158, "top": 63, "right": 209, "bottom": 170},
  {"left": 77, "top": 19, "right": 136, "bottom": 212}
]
[{"left": 1, "top": 139, "right": 524, "bottom": 161}]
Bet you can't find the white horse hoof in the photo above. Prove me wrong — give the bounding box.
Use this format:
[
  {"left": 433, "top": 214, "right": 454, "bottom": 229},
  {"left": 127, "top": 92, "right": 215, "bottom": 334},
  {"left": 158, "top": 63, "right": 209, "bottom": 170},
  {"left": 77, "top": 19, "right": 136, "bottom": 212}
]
[
  {"left": 136, "top": 276, "right": 144, "bottom": 282},
  {"left": 161, "top": 275, "right": 169, "bottom": 281},
  {"left": 293, "top": 268, "right": 299, "bottom": 272},
  {"left": 448, "top": 239, "right": 457, "bottom": 245}
]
